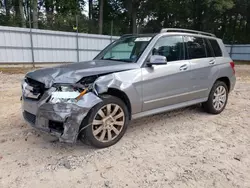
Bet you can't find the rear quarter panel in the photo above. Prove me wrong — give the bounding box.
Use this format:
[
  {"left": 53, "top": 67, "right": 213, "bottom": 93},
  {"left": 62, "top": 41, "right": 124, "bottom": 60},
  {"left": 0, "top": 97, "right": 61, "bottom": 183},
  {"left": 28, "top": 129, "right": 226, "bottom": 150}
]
[{"left": 208, "top": 56, "right": 236, "bottom": 94}]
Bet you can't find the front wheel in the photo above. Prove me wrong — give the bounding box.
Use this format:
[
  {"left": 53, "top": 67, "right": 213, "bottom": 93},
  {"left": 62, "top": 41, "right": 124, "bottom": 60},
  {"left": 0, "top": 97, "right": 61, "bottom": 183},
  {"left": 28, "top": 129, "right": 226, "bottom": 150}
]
[
  {"left": 203, "top": 81, "right": 228, "bottom": 114},
  {"left": 81, "top": 95, "right": 129, "bottom": 148}
]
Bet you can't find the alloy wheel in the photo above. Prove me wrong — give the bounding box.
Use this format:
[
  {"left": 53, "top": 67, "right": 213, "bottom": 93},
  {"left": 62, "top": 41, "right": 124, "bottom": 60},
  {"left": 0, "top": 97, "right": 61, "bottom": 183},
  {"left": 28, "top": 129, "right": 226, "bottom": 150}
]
[
  {"left": 92, "top": 104, "right": 125, "bottom": 143},
  {"left": 213, "top": 85, "right": 227, "bottom": 111}
]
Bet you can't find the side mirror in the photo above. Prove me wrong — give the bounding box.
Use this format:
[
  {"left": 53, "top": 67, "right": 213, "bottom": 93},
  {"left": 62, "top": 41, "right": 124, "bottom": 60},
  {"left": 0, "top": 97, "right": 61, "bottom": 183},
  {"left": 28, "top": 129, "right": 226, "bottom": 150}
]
[{"left": 147, "top": 55, "right": 167, "bottom": 66}]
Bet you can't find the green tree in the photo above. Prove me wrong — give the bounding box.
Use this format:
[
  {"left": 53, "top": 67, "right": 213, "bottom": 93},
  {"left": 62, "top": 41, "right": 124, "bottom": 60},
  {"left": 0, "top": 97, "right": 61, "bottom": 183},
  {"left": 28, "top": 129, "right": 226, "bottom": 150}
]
[{"left": 98, "top": 0, "right": 104, "bottom": 34}]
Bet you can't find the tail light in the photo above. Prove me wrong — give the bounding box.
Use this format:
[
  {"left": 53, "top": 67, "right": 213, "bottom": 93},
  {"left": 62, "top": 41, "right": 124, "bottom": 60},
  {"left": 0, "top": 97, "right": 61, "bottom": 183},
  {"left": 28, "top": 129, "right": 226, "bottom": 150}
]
[{"left": 230, "top": 62, "right": 235, "bottom": 75}]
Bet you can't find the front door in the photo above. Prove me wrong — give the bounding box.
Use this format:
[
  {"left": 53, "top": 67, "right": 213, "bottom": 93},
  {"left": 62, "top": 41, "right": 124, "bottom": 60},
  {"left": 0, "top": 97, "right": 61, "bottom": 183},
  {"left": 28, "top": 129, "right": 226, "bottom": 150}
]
[{"left": 142, "top": 35, "right": 193, "bottom": 112}]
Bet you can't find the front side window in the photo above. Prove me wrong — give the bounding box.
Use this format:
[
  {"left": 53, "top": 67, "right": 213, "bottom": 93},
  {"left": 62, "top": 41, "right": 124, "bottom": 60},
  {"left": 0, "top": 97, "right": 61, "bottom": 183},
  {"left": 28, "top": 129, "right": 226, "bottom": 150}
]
[
  {"left": 185, "top": 36, "right": 206, "bottom": 59},
  {"left": 152, "top": 36, "right": 184, "bottom": 62},
  {"left": 97, "top": 36, "right": 152, "bottom": 63}
]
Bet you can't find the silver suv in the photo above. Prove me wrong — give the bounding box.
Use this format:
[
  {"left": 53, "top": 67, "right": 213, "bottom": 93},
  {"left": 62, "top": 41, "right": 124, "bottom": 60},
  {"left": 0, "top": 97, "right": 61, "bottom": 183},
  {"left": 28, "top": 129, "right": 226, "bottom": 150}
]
[{"left": 21, "top": 28, "right": 236, "bottom": 148}]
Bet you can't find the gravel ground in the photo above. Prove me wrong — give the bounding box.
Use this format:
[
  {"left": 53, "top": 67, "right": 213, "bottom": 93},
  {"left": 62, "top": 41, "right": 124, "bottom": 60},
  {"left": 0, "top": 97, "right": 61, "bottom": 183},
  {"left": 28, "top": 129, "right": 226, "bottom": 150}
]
[{"left": 0, "top": 65, "right": 250, "bottom": 188}]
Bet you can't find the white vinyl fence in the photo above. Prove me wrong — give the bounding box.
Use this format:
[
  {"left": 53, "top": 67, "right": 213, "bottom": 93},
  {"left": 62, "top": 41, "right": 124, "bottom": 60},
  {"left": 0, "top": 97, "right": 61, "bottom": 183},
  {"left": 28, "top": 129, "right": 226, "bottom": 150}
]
[
  {"left": 0, "top": 26, "right": 119, "bottom": 64},
  {"left": 0, "top": 26, "right": 249, "bottom": 64}
]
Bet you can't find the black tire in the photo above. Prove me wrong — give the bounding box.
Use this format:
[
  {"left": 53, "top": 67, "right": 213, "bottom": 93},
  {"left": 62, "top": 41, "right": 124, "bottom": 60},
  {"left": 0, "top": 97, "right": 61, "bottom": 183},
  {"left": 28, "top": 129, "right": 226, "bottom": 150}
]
[
  {"left": 202, "top": 81, "right": 228, "bottom": 114},
  {"left": 80, "top": 95, "right": 129, "bottom": 148}
]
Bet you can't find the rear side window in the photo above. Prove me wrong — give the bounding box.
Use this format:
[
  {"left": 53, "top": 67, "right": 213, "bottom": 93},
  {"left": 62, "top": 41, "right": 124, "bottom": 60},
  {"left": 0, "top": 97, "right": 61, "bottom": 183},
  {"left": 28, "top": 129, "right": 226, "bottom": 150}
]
[
  {"left": 209, "top": 39, "right": 222, "bottom": 57},
  {"left": 185, "top": 36, "right": 206, "bottom": 59}
]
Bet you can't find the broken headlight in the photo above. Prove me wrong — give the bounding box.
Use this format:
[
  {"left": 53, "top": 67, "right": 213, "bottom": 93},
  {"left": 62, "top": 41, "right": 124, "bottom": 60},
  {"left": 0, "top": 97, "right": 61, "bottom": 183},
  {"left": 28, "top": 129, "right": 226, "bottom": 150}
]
[
  {"left": 49, "top": 76, "right": 98, "bottom": 104},
  {"left": 49, "top": 85, "right": 83, "bottom": 104}
]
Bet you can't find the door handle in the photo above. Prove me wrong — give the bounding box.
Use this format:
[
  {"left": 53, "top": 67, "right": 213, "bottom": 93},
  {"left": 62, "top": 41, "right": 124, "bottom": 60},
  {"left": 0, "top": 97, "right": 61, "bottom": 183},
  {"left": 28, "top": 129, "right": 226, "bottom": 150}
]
[
  {"left": 180, "top": 64, "right": 188, "bottom": 71},
  {"left": 209, "top": 59, "right": 216, "bottom": 65}
]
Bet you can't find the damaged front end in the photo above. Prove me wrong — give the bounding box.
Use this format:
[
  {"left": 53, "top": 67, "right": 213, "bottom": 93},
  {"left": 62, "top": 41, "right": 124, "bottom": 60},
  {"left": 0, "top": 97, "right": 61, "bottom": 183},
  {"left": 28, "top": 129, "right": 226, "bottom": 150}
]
[{"left": 21, "top": 77, "right": 102, "bottom": 143}]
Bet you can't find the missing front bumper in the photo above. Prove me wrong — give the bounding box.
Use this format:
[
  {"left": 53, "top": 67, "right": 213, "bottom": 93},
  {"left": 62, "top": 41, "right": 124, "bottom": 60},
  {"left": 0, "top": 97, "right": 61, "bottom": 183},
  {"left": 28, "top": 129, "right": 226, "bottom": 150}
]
[{"left": 22, "top": 92, "right": 102, "bottom": 143}]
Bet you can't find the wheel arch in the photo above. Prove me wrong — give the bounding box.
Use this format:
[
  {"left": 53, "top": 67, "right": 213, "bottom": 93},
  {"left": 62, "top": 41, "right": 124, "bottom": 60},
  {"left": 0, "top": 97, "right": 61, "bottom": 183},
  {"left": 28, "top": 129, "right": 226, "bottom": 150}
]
[
  {"left": 215, "top": 77, "right": 231, "bottom": 92},
  {"left": 78, "top": 90, "right": 131, "bottom": 141},
  {"left": 106, "top": 88, "right": 132, "bottom": 120}
]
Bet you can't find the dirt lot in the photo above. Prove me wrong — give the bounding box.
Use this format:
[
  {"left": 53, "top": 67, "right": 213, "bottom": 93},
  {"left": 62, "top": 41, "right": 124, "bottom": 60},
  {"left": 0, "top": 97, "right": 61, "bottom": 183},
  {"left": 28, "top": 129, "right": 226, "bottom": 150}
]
[{"left": 0, "top": 65, "right": 250, "bottom": 188}]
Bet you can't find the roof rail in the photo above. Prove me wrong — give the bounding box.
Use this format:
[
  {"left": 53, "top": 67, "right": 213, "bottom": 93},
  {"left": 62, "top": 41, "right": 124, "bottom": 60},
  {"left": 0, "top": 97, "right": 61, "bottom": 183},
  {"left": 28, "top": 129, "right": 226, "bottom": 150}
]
[{"left": 160, "top": 28, "right": 216, "bottom": 37}]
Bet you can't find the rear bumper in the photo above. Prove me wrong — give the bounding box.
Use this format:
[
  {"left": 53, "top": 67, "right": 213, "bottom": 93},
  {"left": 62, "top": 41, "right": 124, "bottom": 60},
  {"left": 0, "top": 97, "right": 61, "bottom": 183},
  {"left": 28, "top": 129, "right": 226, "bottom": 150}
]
[{"left": 21, "top": 91, "right": 102, "bottom": 143}]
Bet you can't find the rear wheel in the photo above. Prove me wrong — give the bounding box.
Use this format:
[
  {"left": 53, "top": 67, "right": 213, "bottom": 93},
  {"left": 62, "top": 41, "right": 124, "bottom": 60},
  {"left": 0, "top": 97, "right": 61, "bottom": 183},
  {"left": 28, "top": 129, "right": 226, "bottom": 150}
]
[
  {"left": 203, "top": 81, "right": 228, "bottom": 114},
  {"left": 81, "top": 95, "right": 129, "bottom": 148}
]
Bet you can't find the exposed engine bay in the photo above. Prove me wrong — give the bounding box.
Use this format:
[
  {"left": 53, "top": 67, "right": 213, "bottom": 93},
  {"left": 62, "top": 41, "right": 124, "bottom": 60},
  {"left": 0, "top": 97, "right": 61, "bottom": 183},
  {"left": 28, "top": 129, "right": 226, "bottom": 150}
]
[{"left": 21, "top": 75, "right": 104, "bottom": 143}]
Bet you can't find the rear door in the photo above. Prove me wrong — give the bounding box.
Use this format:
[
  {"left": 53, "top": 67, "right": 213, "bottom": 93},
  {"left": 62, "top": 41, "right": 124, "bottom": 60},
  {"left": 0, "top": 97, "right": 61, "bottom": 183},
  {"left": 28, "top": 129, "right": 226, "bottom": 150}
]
[{"left": 185, "top": 36, "right": 218, "bottom": 99}]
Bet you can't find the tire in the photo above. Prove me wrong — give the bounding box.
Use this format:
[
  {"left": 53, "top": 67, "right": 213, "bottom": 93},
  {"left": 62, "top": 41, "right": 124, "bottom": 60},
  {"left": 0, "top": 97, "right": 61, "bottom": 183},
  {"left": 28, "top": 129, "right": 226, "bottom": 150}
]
[
  {"left": 80, "top": 95, "right": 129, "bottom": 148},
  {"left": 202, "top": 81, "right": 228, "bottom": 114}
]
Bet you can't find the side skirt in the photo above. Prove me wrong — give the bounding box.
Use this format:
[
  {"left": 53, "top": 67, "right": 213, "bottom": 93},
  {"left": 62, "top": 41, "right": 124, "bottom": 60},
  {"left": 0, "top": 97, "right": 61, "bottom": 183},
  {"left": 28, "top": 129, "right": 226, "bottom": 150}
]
[{"left": 132, "top": 98, "right": 208, "bottom": 119}]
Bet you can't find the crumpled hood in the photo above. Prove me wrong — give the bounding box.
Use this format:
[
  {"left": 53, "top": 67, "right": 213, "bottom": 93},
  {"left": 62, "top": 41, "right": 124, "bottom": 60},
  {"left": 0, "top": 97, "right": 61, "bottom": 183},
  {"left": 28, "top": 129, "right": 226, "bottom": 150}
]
[{"left": 26, "top": 60, "right": 139, "bottom": 88}]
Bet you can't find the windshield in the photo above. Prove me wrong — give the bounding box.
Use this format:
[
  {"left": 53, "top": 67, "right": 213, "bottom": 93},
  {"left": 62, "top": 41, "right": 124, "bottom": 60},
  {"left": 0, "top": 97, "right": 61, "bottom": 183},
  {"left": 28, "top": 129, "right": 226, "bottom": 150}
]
[{"left": 95, "top": 36, "right": 152, "bottom": 63}]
